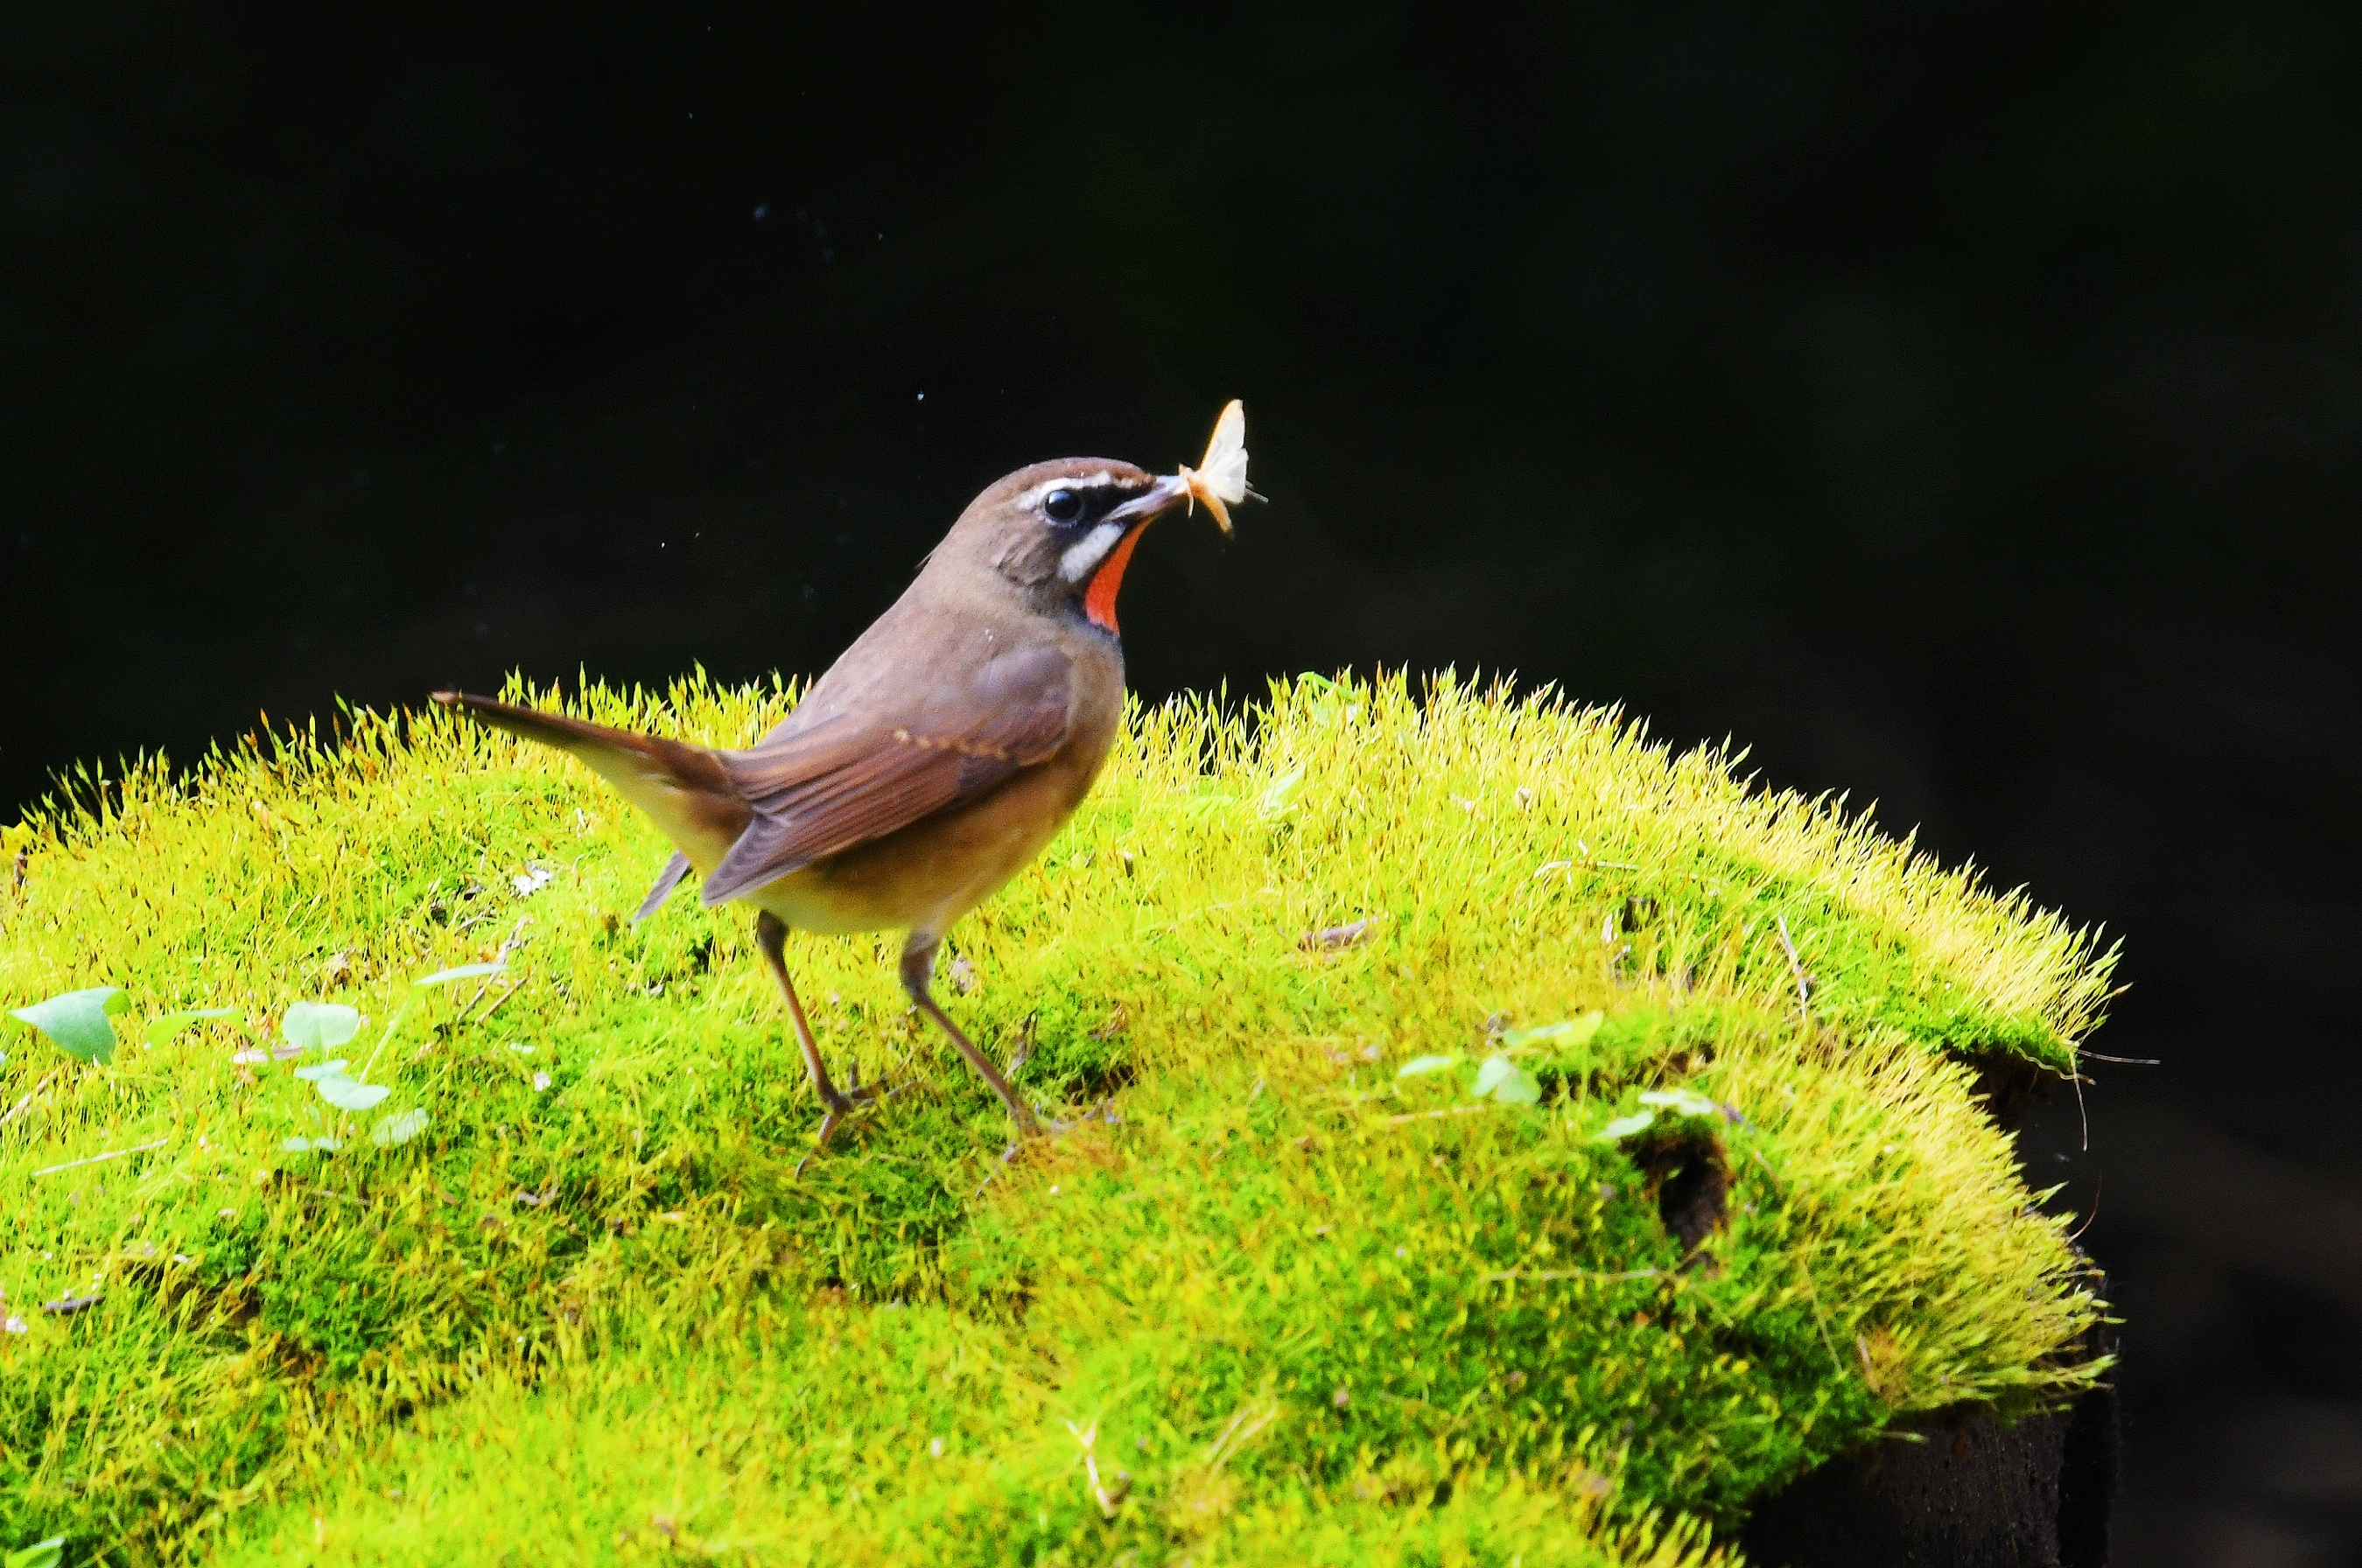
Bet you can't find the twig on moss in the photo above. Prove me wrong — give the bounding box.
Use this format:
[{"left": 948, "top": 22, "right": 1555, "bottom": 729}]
[
  {"left": 1064, "top": 1420, "right": 1130, "bottom": 1519},
  {"left": 0, "top": 1067, "right": 64, "bottom": 1133},
  {"left": 1381, "top": 1104, "right": 1489, "bottom": 1126},
  {"left": 33, "top": 1138, "right": 168, "bottom": 1178},
  {"left": 1200, "top": 1399, "right": 1279, "bottom": 1473},
  {"left": 466, "top": 983, "right": 527, "bottom": 1033},
  {"left": 456, "top": 918, "right": 531, "bottom": 1025}
]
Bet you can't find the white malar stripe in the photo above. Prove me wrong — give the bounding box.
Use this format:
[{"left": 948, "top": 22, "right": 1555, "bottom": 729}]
[
  {"left": 1014, "top": 470, "right": 1123, "bottom": 511},
  {"left": 1059, "top": 521, "right": 1127, "bottom": 583}
]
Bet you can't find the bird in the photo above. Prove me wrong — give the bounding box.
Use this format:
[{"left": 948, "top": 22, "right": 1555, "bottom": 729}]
[{"left": 433, "top": 403, "right": 1253, "bottom": 1148}]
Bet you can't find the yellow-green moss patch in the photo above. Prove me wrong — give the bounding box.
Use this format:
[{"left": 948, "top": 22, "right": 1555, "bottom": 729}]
[{"left": 0, "top": 673, "right": 2113, "bottom": 1564}]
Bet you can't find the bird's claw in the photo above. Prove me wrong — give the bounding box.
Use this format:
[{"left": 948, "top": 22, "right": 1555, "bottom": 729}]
[{"left": 794, "top": 1074, "right": 915, "bottom": 1172}]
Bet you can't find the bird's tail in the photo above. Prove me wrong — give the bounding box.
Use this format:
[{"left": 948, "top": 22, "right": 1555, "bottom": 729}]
[{"left": 431, "top": 691, "right": 750, "bottom": 912}]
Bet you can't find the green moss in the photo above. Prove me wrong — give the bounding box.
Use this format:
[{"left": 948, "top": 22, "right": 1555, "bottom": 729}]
[{"left": 0, "top": 673, "right": 2113, "bottom": 1564}]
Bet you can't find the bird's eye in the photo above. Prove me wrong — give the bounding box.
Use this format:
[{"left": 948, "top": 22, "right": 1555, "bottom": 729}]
[{"left": 1042, "top": 487, "right": 1083, "bottom": 525}]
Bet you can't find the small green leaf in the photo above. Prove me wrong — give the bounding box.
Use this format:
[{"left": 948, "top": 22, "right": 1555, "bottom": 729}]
[
  {"left": 144, "top": 1008, "right": 237, "bottom": 1049},
  {"left": 1396, "top": 1054, "right": 1463, "bottom": 1079},
  {"left": 1257, "top": 766, "right": 1307, "bottom": 819},
  {"left": 8, "top": 1536, "right": 66, "bottom": 1568},
  {"left": 1470, "top": 1054, "right": 1514, "bottom": 1098},
  {"left": 1503, "top": 1010, "right": 1607, "bottom": 1050},
  {"left": 1184, "top": 789, "right": 1239, "bottom": 820},
  {"left": 372, "top": 1108, "right": 431, "bottom": 1147},
  {"left": 1594, "top": 1110, "right": 1657, "bottom": 1144},
  {"left": 10, "top": 987, "right": 129, "bottom": 1064},
  {"left": 415, "top": 961, "right": 506, "bottom": 987},
  {"left": 292, "top": 1060, "right": 351, "bottom": 1082},
  {"left": 317, "top": 1077, "right": 391, "bottom": 1111},
  {"left": 282, "top": 1002, "right": 361, "bottom": 1054},
  {"left": 1638, "top": 1088, "right": 1722, "bottom": 1119},
  {"left": 1490, "top": 1064, "right": 1544, "bottom": 1104},
  {"left": 280, "top": 1136, "right": 340, "bottom": 1154}
]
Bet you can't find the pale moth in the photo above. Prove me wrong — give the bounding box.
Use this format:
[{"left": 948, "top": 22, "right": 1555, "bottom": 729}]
[{"left": 1174, "top": 398, "right": 1263, "bottom": 534}]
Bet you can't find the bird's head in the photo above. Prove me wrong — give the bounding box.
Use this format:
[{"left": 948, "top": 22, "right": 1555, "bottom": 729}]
[{"left": 944, "top": 458, "right": 1199, "bottom": 636}]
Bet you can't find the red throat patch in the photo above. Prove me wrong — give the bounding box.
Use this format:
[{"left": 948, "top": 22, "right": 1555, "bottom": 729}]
[{"left": 1083, "top": 524, "right": 1146, "bottom": 633}]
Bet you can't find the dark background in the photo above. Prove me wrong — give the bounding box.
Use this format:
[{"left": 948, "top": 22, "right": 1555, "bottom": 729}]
[{"left": 6, "top": 3, "right": 2358, "bottom": 1560}]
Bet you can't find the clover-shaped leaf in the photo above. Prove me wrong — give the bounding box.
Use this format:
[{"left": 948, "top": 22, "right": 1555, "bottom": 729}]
[
  {"left": 1470, "top": 1054, "right": 1543, "bottom": 1105},
  {"left": 292, "top": 1060, "right": 352, "bottom": 1082},
  {"left": 1184, "top": 789, "right": 1239, "bottom": 821},
  {"left": 1397, "top": 1054, "right": 1464, "bottom": 1079},
  {"left": 1594, "top": 1110, "right": 1658, "bottom": 1144},
  {"left": 1638, "top": 1088, "right": 1723, "bottom": 1120},
  {"left": 1489, "top": 1063, "right": 1544, "bottom": 1104},
  {"left": 280, "top": 1136, "right": 340, "bottom": 1154},
  {"left": 317, "top": 1077, "right": 390, "bottom": 1112},
  {"left": 372, "top": 1108, "right": 431, "bottom": 1147},
  {"left": 11, "top": 987, "right": 130, "bottom": 1064},
  {"left": 145, "top": 1008, "right": 236, "bottom": 1050},
  {"left": 1257, "top": 766, "right": 1307, "bottom": 820},
  {"left": 282, "top": 1002, "right": 361, "bottom": 1054},
  {"left": 1502, "top": 1010, "right": 1607, "bottom": 1050}
]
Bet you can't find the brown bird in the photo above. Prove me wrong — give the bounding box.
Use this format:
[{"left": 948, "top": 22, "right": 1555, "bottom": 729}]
[{"left": 433, "top": 405, "right": 1251, "bottom": 1147}]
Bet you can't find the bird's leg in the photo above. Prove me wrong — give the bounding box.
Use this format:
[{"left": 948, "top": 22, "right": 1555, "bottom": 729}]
[
  {"left": 900, "top": 935, "right": 1044, "bottom": 1138},
  {"left": 754, "top": 913, "right": 879, "bottom": 1149}
]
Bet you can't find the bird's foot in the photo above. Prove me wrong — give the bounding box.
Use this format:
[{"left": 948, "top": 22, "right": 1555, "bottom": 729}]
[
  {"left": 793, "top": 1079, "right": 892, "bottom": 1174},
  {"left": 840, "top": 1058, "right": 890, "bottom": 1104},
  {"left": 796, "top": 1110, "right": 858, "bottom": 1176},
  {"left": 817, "top": 1084, "right": 885, "bottom": 1129}
]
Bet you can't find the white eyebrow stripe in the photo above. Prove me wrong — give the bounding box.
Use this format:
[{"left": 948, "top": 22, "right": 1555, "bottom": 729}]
[
  {"left": 1015, "top": 471, "right": 1125, "bottom": 509},
  {"left": 1058, "top": 521, "right": 1127, "bottom": 583}
]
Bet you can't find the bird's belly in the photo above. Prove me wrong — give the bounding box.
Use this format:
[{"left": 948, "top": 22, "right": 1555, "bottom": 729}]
[{"left": 749, "top": 757, "right": 1097, "bottom": 939}]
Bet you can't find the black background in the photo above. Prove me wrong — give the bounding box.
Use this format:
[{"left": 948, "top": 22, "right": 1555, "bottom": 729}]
[{"left": 7, "top": 3, "right": 2359, "bottom": 1559}]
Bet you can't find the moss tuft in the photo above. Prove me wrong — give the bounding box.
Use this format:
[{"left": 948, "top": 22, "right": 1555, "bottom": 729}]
[{"left": 0, "top": 672, "right": 2113, "bottom": 1564}]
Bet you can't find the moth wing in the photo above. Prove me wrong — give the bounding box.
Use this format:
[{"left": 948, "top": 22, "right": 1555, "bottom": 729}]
[{"left": 1197, "top": 399, "right": 1251, "bottom": 503}]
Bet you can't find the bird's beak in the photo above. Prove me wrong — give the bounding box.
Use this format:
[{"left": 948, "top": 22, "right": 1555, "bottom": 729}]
[{"left": 1104, "top": 472, "right": 1195, "bottom": 528}]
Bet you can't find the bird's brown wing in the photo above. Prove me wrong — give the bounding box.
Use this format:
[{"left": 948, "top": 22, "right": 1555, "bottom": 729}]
[{"left": 697, "top": 642, "right": 1075, "bottom": 906}]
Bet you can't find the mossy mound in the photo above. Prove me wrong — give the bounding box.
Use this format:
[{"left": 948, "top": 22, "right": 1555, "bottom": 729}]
[{"left": 0, "top": 674, "right": 2113, "bottom": 1564}]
